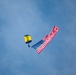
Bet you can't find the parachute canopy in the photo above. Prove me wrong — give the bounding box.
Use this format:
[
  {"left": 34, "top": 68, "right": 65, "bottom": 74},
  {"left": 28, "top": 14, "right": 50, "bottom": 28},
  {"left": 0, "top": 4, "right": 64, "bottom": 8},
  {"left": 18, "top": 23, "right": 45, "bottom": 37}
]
[{"left": 24, "top": 35, "right": 32, "bottom": 44}]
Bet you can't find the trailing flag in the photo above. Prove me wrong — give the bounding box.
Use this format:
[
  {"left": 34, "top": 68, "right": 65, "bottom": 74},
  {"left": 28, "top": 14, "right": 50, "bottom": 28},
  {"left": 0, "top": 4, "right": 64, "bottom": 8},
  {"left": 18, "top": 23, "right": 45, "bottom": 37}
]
[{"left": 31, "top": 26, "right": 60, "bottom": 54}]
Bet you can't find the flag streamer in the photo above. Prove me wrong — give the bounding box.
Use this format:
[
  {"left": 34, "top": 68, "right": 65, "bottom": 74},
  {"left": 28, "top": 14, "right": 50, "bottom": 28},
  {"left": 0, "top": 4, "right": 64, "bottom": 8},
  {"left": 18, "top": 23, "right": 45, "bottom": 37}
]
[{"left": 31, "top": 26, "right": 60, "bottom": 54}]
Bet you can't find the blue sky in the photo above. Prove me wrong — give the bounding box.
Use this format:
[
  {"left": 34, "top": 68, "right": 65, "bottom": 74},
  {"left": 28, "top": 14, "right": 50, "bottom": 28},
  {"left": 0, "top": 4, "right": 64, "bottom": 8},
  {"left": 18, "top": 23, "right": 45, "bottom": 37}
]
[{"left": 0, "top": 0, "right": 76, "bottom": 75}]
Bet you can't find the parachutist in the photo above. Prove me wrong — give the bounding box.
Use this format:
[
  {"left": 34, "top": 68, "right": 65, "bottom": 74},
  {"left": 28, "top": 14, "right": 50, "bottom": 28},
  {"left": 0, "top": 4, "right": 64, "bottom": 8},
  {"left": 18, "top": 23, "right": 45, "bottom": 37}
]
[{"left": 28, "top": 44, "right": 30, "bottom": 47}]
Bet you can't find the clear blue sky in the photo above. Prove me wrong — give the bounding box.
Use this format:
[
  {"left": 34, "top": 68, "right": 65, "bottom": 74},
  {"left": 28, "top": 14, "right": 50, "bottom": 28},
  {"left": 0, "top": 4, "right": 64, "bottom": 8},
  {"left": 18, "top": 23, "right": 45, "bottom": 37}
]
[{"left": 0, "top": 0, "right": 76, "bottom": 75}]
